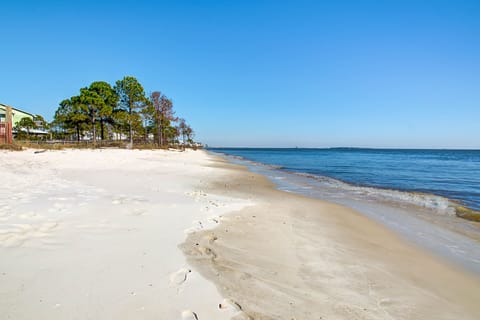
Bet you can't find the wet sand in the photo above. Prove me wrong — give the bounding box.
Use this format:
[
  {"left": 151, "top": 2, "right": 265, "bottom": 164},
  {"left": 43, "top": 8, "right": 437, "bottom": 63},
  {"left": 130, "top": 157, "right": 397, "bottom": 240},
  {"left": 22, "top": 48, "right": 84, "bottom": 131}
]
[{"left": 182, "top": 156, "right": 480, "bottom": 320}]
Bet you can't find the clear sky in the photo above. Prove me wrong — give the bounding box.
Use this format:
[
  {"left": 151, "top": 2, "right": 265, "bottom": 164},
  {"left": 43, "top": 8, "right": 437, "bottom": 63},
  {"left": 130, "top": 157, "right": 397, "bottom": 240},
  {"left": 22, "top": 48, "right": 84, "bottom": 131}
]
[{"left": 1, "top": 0, "right": 479, "bottom": 148}]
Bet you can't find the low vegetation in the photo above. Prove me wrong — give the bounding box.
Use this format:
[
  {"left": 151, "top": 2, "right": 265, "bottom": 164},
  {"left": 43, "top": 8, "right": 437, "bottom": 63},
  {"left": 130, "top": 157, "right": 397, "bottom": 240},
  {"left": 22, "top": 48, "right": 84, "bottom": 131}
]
[{"left": 0, "top": 143, "right": 23, "bottom": 151}]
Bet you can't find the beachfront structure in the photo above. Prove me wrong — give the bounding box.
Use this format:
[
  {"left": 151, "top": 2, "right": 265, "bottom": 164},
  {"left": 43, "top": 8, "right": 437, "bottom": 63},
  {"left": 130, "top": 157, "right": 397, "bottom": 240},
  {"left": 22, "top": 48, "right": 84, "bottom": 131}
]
[
  {"left": 0, "top": 103, "right": 35, "bottom": 124},
  {"left": 0, "top": 103, "right": 46, "bottom": 143},
  {"left": 0, "top": 104, "right": 15, "bottom": 144}
]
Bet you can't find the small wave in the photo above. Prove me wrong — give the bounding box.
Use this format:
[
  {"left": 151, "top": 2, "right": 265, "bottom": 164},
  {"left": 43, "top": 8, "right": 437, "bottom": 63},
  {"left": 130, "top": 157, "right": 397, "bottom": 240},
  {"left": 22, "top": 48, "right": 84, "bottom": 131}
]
[
  {"left": 212, "top": 152, "right": 285, "bottom": 170},
  {"left": 268, "top": 164, "right": 285, "bottom": 170},
  {"left": 213, "top": 150, "right": 465, "bottom": 216},
  {"left": 291, "top": 172, "right": 456, "bottom": 214}
]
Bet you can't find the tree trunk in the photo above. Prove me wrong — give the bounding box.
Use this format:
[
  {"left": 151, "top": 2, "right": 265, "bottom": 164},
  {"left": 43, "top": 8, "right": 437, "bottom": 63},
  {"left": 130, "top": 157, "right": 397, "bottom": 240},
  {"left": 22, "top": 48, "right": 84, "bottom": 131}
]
[
  {"left": 144, "top": 122, "right": 148, "bottom": 143},
  {"left": 92, "top": 117, "right": 96, "bottom": 145},
  {"left": 158, "top": 115, "right": 162, "bottom": 146},
  {"left": 129, "top": 125, "right": 133, "bottom": 145},
  {"left": 100, "top": 119, "right": 105, "bottom": 140},
  {"left": 76, "top": 125, "right": 80, "bottom": 142},
  {"left": 158, "top": 125, "right": 163, "bottom": 146},
  {"left": 129, "top": 100, "right": 133, "bottom": 146}
]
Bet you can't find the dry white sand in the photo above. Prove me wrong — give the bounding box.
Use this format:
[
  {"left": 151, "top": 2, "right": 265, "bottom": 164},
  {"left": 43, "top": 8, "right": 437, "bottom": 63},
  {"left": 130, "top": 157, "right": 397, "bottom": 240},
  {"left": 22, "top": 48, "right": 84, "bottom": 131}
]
[{"left": 0, "top": 148, "right": 250, "bottom": 320}]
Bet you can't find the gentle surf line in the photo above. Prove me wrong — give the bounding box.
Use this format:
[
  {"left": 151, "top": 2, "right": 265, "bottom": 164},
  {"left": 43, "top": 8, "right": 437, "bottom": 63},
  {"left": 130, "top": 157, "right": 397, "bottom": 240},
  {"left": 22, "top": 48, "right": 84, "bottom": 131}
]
[{"left": 210, "top": 151, "right": 480, "bottom": 274}]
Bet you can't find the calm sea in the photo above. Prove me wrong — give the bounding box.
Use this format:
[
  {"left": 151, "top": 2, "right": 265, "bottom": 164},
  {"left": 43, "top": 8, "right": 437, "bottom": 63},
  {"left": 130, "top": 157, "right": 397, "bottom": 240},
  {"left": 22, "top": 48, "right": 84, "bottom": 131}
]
[{"left": 209, "top": 148, "right": 480, "bottom": 211}]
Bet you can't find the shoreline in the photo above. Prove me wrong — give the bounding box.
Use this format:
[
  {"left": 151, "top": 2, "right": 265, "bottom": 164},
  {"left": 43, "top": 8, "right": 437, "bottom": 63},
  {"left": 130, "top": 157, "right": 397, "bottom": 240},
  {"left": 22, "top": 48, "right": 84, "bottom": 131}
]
[
  {"left": 212, "top": 151, "right": 480, "bottom": 273},
  {"left": 209, "top": 149, "right": 480, "bottom": 218},
  {"left": 182, "top": 153, "right": 480, "bottom": 319}
]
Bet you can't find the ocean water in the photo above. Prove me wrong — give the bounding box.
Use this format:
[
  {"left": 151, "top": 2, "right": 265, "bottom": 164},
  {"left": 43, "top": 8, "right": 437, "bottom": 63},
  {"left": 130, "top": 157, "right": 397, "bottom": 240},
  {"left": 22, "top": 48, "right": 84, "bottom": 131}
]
[
  {"left": 209, "top": 148, "right": 480, "bottom": 273},
  {"left": 210, "top": 148, "right": 480, "bottom": 211}
]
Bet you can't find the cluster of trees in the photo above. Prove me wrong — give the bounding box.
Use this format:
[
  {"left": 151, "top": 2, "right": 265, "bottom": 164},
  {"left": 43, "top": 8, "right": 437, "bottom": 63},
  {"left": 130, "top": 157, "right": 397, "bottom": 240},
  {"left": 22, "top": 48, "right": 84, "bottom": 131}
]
[
  {"left": 51, "top": 76, "right": 194, "bottom": 147},
  {"left": 14, "top": 115, "right": 49, "bottom": 140}
]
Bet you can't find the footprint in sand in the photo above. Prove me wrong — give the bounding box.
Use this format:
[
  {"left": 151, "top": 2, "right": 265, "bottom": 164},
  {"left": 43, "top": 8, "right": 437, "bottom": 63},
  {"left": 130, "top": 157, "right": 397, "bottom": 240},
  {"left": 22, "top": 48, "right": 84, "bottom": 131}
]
[
  {"left": 19, "top": 211, "right": 41, "bottom": 220},
  {"left": 209, "top": 217, "right": 220, "bottom": 224},
  {"left": 205, "top": 233, "right": 218, "bottom": 244},
  {"left": 47, "top": 196, "right": 70, "bottom": 202},
  {"left": 219, "top": 299, "right": 252, "bottom": 320},
  {"left": 219, "top": 298, "right": 242, "bottom": 312},
  {"left": 378, "top": 298, "right": 393, "bottom": 307},
  {"left": 197, "top": 246, "right": 217, "bottom": 260},
  {"left": 0, "top": 205, "right": 11, "bottom": 213},
  {"left": 48, "top": 201, "right": 74, "bottom": 213},
  {"left": 0, "top": 221, "right": 59, "bottom": 248},
  {"left": 112, "top": 196, "right": 127, "bottom": 205},
  {"left": 170, "top": 268, "right": 192, "bottom": 285},
  {"left": 181, "top": 310, "right": 199, "bottom": 320},
  {"left": 37, "top": 222, "right": 59, "bottom": 233},
  {"left": 183, "top": 227, "right": 197, "bottom": 235},
  {"left": 183, "top": 221, "right": 204, "bottom": 234},
  {"left": 209, "top": 200, "right": 219, "bottom": 207},
  {"left": 131, "top": 208, "right": 147, "bottom": 216}
]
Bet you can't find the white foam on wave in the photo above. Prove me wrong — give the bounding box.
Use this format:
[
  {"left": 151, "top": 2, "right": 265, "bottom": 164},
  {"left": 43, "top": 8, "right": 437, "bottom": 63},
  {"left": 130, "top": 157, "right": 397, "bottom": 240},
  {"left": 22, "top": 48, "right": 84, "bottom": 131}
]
[
  {"left": 213, "top": 152, "right": 480, "bottom": 273},
  {"left": 214, "top": 151, "right": 458, "bottom": 215},
  {"left": 292, "top": 172, "right": 456, "bottom": 215}
]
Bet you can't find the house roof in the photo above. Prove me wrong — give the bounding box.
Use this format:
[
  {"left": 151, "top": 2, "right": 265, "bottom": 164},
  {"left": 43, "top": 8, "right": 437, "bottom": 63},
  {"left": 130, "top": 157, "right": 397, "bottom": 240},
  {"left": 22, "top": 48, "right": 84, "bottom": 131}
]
[{"left": 0, "top": 103, "right": 35, "bottom": 117}]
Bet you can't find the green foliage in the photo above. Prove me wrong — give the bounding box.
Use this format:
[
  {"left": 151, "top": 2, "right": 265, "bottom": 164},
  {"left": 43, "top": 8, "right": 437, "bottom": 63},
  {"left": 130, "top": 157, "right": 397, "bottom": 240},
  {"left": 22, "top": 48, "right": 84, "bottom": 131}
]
[
  {"left": 115, "top": 76, "right": 146, "bottom": 112},
  {"left": 88, "top": 81, "right": 117, "bottom": 140},
  {"left": 34, "top": 114, "right": 49, "bottom": 129},
  {"left": 15, "top": 117, "right": 36, "bottom": 139},
  {"left": 16, "top": 117, "right": 36, "bottom": 130},
  {"left": 89, "top": 81, "right": 118, "bottom": 112},
  {"left": 53, "top": 97, "right": 89, "bottom": 141},
  {"left": 78, "top": 87, "right": 104, "bottom": 142},
  {"left": 51, "top": 76, "right": 197, "bottom": 147},
  {"left": 114, "top": 76, "right": 147, "bottom": 145}
]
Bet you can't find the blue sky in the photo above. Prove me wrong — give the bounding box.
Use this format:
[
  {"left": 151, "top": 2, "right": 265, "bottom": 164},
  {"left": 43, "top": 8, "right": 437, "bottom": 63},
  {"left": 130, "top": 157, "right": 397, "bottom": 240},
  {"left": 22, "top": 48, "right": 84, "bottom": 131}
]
[{"left": 1, "top": 0, "right": 479, "bottom": 148}]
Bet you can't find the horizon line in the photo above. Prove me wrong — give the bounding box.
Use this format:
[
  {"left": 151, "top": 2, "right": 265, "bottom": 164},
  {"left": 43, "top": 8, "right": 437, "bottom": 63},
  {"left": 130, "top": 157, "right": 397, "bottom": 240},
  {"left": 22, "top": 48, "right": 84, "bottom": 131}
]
[{"left": 206, "top": 146, "right": 480, "bottom": 151}]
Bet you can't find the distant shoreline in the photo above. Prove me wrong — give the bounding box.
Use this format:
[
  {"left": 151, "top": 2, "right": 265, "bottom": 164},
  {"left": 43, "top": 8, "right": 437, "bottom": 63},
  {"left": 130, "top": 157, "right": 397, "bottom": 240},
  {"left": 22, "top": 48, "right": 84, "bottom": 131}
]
[{"left": 208, "top": 146, "right": 480, "bottom": 151}]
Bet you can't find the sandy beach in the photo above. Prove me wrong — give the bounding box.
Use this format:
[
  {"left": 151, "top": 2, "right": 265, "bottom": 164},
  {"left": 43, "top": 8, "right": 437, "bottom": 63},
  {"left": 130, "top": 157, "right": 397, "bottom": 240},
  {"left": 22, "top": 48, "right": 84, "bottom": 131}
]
[
  {"left": 0, "top": 148, "right": 251, "bottom": 319},
  {"left": 1, "top": 149, "right": 479, "bottom": 319}
]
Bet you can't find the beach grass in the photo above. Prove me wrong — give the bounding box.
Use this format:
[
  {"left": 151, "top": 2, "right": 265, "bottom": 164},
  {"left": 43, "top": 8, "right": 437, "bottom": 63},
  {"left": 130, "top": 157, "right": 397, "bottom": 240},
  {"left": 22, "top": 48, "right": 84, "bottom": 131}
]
[
  {"left": 11, "top": 140, "right": 200, "bottom": 151},
  {"left": 0, "top": 143, "right": 23, "bottom": 151}
]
